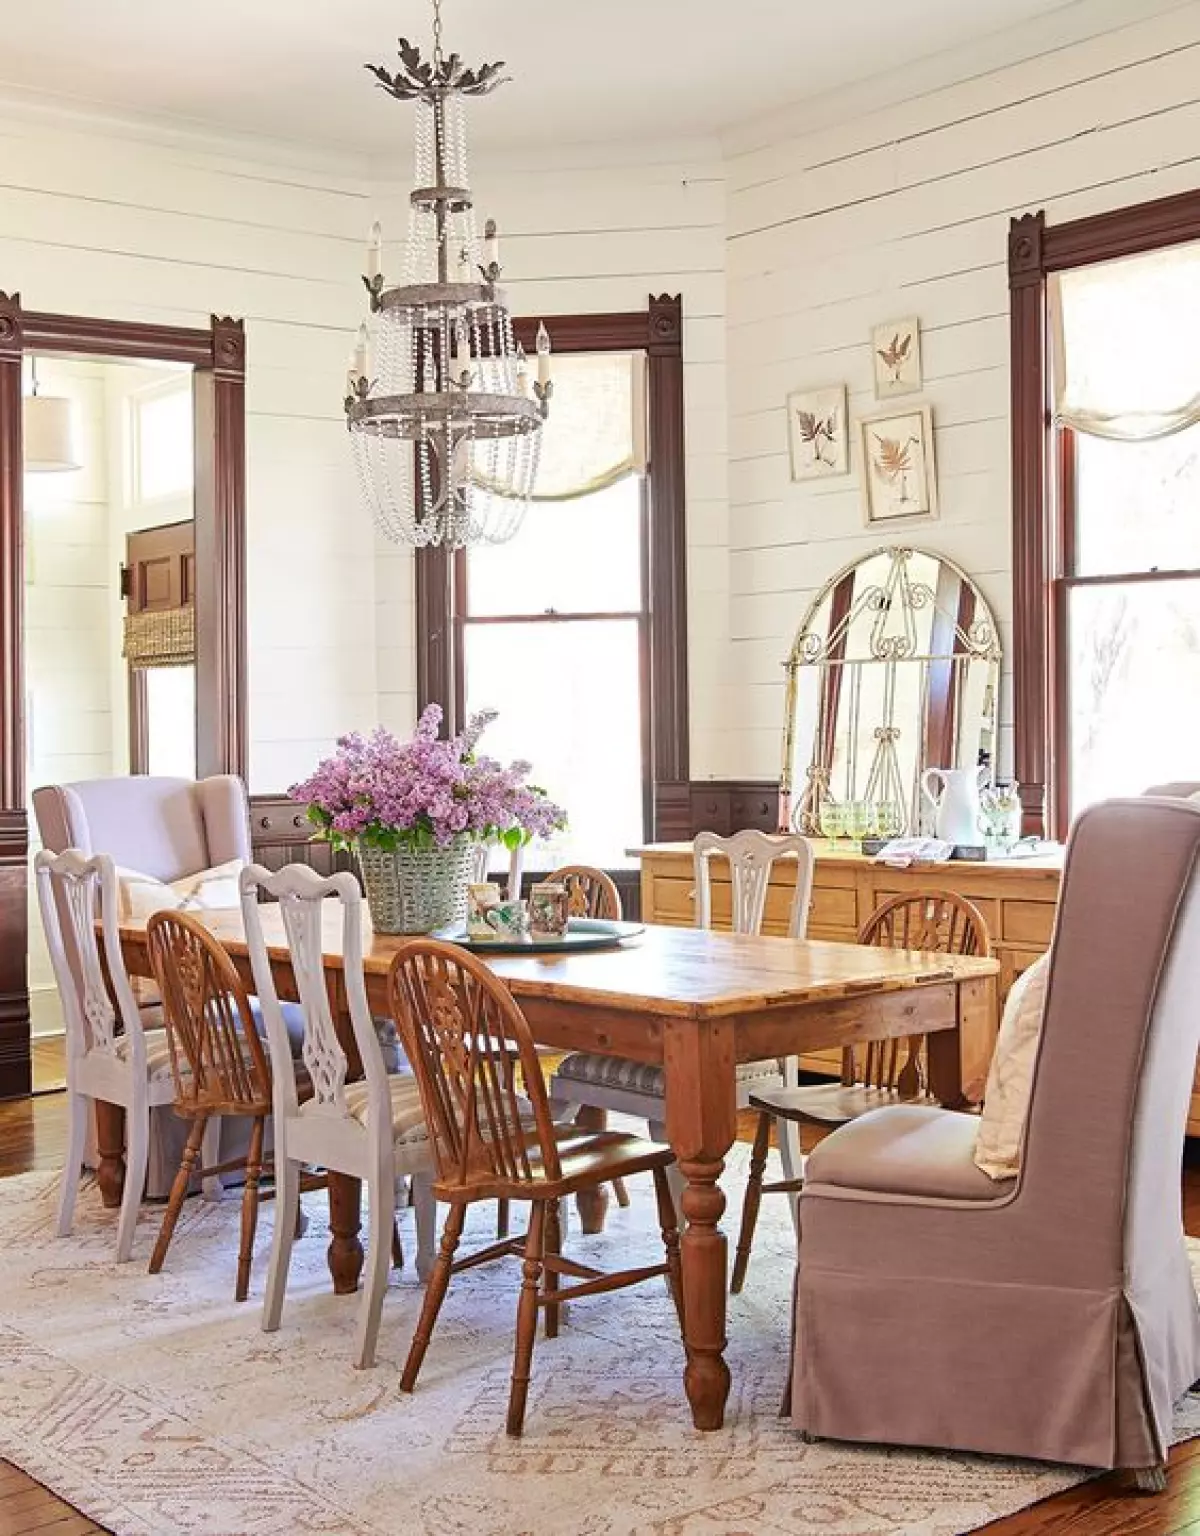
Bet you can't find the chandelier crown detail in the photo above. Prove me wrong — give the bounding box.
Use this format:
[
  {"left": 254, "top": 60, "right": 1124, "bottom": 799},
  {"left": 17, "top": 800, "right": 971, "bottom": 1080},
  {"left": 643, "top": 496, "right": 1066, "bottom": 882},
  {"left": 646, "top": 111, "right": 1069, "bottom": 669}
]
[{"left": 346, "top": 1, "right": 552, "bottom": 550}]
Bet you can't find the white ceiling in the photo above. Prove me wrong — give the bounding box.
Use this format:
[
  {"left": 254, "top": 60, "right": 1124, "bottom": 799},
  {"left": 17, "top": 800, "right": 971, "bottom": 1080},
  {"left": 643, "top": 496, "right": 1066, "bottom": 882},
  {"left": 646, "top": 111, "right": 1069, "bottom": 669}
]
[{"left": 0, "top": 0, "right": 1129, "bottom": 155}]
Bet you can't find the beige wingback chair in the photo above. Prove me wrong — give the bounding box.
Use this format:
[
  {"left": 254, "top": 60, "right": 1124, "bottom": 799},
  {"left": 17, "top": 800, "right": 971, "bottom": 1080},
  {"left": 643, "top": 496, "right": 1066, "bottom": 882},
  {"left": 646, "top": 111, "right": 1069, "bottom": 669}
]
[
  {"left": 790, "top": 797, "right": 1200, "bottom": 1485},
  {"left": 33, "top": 775, "right": 256, "bottom": 1197}
]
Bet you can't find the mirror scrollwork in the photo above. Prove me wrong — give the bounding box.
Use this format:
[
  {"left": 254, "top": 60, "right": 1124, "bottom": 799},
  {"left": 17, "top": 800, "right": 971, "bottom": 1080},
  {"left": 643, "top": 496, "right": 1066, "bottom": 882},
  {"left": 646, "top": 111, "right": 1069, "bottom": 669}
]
[{"left": 782, "top": 546, "right": 1001, "bottom": 836}]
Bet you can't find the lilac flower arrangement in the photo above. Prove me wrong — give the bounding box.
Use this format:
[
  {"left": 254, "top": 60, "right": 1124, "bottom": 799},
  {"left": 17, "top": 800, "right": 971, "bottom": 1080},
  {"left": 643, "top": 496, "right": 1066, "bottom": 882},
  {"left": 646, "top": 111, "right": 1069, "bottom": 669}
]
[{"left": 288, "top": 705, "right": 566, "bottom": 854}]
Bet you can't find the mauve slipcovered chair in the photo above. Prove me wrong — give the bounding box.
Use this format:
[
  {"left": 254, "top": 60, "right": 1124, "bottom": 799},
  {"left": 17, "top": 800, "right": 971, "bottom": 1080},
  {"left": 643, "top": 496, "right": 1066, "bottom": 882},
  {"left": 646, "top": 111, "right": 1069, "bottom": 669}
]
[
  {"left": 33, "top": 775, "right": 255, "bottom": 1198},
  {"left": 790, "top": 796, "right": 1200, "bottom": 1487}
]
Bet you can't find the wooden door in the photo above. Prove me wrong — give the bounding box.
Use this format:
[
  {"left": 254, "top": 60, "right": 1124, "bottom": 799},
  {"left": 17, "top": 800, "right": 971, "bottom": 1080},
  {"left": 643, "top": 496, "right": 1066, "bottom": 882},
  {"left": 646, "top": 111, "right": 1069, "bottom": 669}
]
[{"left": 124, "top": 520, "right": 195, "bottom": 774}]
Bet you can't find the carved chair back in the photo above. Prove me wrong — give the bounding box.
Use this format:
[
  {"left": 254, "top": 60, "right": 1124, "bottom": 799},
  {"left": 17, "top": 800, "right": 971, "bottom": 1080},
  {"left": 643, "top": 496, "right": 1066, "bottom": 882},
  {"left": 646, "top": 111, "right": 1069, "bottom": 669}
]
[
  {"left": 546, "top": 864, "right": 622, "bottom": 921},
  {"left": 146, "top": 910, "right": 271, "bottom": 1113},
  {"left": 849, "top": 889, "right": 992, "bottom": 1093},
  {"left": 388, "top": 940, "right": 559, "bottom": 1195},
  {"left": 239, "top": 863, "right": 388, "bottom": 1128},
  {"left": 693, "top": 829, "right": 814, "bottom": 938},
  {"left": 34, "top": 848, "right": 147, "bottom": 1072}
]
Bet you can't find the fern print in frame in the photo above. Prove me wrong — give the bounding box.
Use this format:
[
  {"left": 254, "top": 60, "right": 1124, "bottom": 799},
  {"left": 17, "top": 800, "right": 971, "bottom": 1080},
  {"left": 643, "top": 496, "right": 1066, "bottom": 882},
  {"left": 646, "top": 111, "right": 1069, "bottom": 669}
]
[
  {"left": 871, "top": 315, "right": 923, "bottom": 397},
  {"left": 787, "top": 384, "right": 849, "bottom": 481},
  {"left": 859, "top": 404, "right": 938, "bottom": 526}
]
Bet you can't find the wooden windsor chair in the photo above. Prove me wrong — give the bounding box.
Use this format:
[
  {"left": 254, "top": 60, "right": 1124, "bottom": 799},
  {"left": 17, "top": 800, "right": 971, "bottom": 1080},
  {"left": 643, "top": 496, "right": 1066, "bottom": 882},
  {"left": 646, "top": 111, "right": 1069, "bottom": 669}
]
[
  {"left": 144, "top": 909, "right": 324, "bottom": 1301},
  {"left": 549, "top": 833, "right": 815, "bottom": 1230},
  {"left": 543, "top": 865, "right": 631, "bottom": 1212},
  {"left": 388, "top": 939, "right": 684, "bottom": 1437},
  {"left": 730, "top": 887, "right": 992, "bottom": 1294}
]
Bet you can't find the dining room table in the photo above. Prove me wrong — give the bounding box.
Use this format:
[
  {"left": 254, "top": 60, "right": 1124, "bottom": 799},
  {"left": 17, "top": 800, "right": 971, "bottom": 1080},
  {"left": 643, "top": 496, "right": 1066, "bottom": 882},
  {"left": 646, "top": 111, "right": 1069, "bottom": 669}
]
[{"left": 113, "top": 908, "right": 998, "bottom": 1433}]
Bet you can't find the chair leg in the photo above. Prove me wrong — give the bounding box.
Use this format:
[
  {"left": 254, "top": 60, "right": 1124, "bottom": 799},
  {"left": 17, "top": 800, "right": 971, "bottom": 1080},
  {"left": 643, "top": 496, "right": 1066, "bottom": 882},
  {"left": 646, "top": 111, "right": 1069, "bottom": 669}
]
[
  {"left": 200, "top": 1115, "right": 223, "bottom": 1202},
  {"left": 354, "top": 1166, "right": 396, "bottom": 1370},
  {"left": 506, "top": 1200, "right": 547, "bottom": 1438},
  {"left": 262, "top": 1154, "right": 299, "bottom": 1334},
  {"left": 544, "top": 1198, "right": 562, "bottom": 1340},
  {"left": 400, "top": 1202, "right": 464, "bottom": 1394},
  {"left": 412, "top": 1172, "right": 436, "bottom": 1284},
  {"left": 612, "top": 1178, "right": 630, "bottom": 1208},
  {"left": 496, "top": 1198, "right": 510, "bottom": 1238},
  {"left": 731, "top": 1111, "right": 772, "bottom": 1295},
  {"left": 117, "top": 1100, "right": 151, "bottom": 1264},
  {"left": 235, "top": 1115, "right": 266, "bottom": 1303},
  {"left": 149, "top": 1112, "right": 207, "bottom": 1275},
  {"left": 56, "top": 1091, "right": 88, "bottom": 1239},
  {"left": 574, "top": 1105, "right": 611, "bottom": 1234},
  {"left": 777, "top": 1112, "right": 804, "bottom": 1238},
  {"left": 649, "top": 1119, "right": 686, "bottom": 1227},
  {"left": 652, "top": 1166, "right": 685, "bottom": 1331}
]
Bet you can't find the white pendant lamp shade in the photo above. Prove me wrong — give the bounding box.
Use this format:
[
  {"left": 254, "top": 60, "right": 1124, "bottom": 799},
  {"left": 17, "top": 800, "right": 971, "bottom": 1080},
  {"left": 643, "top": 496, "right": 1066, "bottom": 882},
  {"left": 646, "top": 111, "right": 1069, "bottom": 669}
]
[{"left": 23, "top": 391, "right": 80, "bottom": 474}]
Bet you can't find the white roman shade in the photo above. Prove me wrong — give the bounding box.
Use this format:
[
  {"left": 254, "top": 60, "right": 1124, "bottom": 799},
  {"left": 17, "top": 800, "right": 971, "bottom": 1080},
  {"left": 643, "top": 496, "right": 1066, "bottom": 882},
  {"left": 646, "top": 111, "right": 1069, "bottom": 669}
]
[
  {"left": 526, "top": 350, "right": 646, "bottom": 501},
  {"left": 1052, "top": 240, "right": 1200, "bottom": 441}
]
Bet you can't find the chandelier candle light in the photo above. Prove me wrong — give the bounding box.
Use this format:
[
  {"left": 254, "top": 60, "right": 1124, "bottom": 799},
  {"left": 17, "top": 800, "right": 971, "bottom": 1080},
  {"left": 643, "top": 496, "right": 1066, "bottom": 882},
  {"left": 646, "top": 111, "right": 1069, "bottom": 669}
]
[{"left": 345, "top": 0, "right": 553, "bottom": 549}]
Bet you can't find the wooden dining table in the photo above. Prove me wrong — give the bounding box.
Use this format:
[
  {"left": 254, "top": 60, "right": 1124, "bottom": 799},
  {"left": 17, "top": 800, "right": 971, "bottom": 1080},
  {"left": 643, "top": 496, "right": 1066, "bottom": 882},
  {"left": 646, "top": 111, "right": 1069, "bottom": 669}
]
[{"left": 113, "top": 909, "right": 998, "bottom": 1433}]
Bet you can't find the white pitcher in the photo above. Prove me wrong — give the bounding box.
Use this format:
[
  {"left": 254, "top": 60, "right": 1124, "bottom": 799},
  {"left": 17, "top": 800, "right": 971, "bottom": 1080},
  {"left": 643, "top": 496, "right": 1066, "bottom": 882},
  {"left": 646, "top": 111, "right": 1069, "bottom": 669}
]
[{"left": 921, "top": 765, "right": 986, "bottom": 846}]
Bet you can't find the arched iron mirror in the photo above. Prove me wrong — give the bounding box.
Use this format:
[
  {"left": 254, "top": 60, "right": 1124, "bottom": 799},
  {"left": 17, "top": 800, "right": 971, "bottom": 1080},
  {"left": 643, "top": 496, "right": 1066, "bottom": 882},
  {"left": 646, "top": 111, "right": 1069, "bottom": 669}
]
[{"left": 782, "top": 546, "right": 1001, "bottom": 834}]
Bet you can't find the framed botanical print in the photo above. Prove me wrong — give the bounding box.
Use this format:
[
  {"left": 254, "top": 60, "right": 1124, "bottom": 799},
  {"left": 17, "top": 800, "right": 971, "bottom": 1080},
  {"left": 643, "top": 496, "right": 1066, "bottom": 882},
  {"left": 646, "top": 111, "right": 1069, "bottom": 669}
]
[
  {"left": 786, "top": 385, "right": 848, "bottom": 480},
  {"left": 859, "top": 405, "right": 938, "bottom": 525},
  {"left": 872, "top": 316, "right": 923, "bottom": 397}
]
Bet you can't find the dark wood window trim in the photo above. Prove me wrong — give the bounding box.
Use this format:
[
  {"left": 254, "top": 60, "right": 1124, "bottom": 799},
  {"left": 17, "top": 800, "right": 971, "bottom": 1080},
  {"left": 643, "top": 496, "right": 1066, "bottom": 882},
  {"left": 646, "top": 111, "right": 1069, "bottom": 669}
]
[
  {"left": 414, "top": 295, "right": 689, "bottom": 834},
  {"left": 0, "top": 296, "right": 247, "bottom": 1098},
  {"left": 1009, "top": 190, "right": 1200, "bottom": 839}
]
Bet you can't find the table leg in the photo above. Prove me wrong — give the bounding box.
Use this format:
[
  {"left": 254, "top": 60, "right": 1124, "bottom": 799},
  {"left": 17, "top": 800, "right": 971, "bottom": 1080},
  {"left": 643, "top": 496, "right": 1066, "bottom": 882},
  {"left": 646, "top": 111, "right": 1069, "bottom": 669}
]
[
  {"left": 664, "top": 1018, "right": 737, "bottom": 1432},
  {"left": 94, "top": 1101, "right": 127, "bottom": 1210},
  {"left": 574, "top": 1105, "right": 611, "bottom": 1234},
  {"left": 927, "top": 977, "right": 988, "bottom": 1112},
  {"left": 327, "top": 1172, "right": 364, "bottom": 1295}
]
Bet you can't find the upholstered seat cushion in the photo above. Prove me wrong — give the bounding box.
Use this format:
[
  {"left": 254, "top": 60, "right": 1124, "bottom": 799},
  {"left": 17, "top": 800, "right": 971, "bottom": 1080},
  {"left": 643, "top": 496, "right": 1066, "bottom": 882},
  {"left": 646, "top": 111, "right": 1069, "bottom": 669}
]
[
  {"left": 342, "top": 1076, "right": 428, "bottom": 1144},
  {"left": 113, "top": 1024, "right": 179, "bottom": 1084},
  {"left": 804, "top": 1104, "right": 1014, "bottom": 1202},
  {"left": 554, "top": 1051, "right": 781, "bottom": 1098}
]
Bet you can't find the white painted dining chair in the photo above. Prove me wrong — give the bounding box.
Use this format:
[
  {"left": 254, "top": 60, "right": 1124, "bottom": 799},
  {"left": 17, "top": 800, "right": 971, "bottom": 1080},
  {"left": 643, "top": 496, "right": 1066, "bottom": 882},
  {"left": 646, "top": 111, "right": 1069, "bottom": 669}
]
[
  {"left": 239, "top": 863, "right": 437, "bottom": 1370},
  {"left": 549, "top": 830, "right": 816, "bottom": 1215},
  {"left": 34, "top": 848, "right": 195, "bottom": 1261}
]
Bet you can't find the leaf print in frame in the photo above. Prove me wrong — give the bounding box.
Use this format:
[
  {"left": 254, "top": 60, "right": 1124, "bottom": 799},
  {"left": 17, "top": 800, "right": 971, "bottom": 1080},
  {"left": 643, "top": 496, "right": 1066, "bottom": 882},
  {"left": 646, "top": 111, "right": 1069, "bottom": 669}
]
[
  {"left": 871, "top": 316, "right": 923, "bottom": 397},
  {"left": 859, "top": 405, "right": 938, "bottom": 525},
  {"left": 787, "top": 385, "right": 849, "bottom": 481}
]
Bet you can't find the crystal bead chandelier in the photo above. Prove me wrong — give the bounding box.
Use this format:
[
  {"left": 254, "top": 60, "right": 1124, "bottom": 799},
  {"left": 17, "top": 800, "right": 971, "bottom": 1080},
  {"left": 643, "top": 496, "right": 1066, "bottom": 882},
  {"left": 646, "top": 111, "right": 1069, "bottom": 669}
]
[{"left": 345, "top": 0, "right": 552, "bottom": 550}]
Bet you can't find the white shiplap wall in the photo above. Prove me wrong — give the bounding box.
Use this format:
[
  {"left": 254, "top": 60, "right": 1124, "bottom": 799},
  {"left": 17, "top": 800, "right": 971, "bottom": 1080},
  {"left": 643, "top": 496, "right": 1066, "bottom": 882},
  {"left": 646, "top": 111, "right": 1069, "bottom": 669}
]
[
  {"left": 0, "top": 108, "right": 377, "bottom": 794},
  {"left": 367, "top": 138, "right": 730, "bottom": 774},
  {"left": 723, "top": 2, "right": 1200, "bottom": 780}
]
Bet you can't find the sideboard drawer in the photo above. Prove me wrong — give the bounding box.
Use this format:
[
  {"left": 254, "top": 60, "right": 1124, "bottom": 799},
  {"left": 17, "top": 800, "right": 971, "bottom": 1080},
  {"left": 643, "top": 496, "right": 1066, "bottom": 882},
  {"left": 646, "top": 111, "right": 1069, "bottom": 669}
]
[
  {"left": 1003, "top": 900, "right": 1056, "bottom": 947},
  {"left": 809, "top": 885, "right": 857, "bottom": 933},
  {"left": 730, "top": 790, "right": 779, "bottom": 832}
]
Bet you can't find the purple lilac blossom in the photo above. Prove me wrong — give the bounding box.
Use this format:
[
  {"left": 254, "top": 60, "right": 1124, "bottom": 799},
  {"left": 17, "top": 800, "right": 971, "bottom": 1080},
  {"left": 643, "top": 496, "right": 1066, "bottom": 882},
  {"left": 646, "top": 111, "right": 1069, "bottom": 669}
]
[{"left": 288, "top": 705, "right": 566, "bottom": 850}]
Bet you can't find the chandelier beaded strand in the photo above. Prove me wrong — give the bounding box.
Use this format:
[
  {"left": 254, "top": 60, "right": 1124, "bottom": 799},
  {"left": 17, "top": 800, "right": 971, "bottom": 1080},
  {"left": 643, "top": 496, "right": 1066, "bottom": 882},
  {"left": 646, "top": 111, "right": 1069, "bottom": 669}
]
[{"left": 344, "top": 0, "right": 552, "bottom": 549}]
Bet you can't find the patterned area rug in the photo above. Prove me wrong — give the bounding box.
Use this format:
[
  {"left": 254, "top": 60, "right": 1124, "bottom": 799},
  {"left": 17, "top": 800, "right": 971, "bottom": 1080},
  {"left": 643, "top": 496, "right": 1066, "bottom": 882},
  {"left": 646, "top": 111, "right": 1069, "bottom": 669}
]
[{"left": 0, "top": 1154, "right": 1197, "bottom": 1536}]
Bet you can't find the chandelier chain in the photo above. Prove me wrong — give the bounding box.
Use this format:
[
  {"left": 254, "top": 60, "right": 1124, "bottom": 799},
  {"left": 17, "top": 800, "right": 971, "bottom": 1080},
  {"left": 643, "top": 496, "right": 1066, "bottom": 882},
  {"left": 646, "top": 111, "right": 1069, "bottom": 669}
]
[{"left": 431, "top": 0, "right": 444, "bottom": 70}]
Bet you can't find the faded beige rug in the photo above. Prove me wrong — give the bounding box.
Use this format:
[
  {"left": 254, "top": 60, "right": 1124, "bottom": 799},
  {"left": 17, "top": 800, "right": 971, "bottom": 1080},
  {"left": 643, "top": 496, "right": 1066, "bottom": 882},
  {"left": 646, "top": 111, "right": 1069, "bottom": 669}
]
[{"left": 0, "top": 1153, "right": 1196, "bottom": 1536}]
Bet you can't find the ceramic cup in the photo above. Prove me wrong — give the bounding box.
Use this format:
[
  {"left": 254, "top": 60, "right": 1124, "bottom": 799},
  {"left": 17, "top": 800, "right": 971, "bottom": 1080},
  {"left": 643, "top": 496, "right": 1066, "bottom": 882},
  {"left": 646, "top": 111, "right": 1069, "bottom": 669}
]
[
  {"left": 467, "top": 882, "right": 502, "bottom": 939},
  {"left": 484, "top": 899, "right": 530, "bottom": 940},
  {"left": 529, "top": 881, "right": 569, "bottom": 940}
]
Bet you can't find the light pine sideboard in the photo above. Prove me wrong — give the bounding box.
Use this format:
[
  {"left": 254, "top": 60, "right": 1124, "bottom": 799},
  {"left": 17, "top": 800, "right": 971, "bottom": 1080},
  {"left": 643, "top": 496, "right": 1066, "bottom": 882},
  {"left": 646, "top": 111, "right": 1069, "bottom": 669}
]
[{"left": 636, "top": 841, "right": 1200, "bottom": 1137}]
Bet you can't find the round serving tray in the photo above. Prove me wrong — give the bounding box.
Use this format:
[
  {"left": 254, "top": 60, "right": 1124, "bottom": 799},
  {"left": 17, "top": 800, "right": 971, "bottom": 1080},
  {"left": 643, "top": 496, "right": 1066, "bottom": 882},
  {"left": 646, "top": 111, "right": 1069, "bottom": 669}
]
[{"left": 433, "top": 917, "right": 645, "bottom": 955}]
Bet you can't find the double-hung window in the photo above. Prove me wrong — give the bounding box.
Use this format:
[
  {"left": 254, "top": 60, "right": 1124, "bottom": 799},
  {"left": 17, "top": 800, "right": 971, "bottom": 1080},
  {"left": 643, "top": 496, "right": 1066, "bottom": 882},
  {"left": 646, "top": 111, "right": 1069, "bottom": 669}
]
[
  {"left": 1051, "top": 242, "right": 1200, "bottom": 816},
  {"left": 454, "top": 351, "right": 649, "bottom": 868}
]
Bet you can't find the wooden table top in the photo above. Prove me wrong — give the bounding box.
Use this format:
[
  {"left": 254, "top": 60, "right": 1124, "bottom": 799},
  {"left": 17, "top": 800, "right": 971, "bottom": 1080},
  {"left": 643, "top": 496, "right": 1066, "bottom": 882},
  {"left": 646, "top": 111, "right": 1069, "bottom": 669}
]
[{"left": 117, "top": 907, "right": 997, "bottom": 1023}]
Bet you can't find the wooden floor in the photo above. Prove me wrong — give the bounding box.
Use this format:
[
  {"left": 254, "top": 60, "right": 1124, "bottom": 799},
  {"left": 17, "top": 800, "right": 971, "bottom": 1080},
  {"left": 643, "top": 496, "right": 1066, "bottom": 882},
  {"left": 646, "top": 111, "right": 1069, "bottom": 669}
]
[{"left": 2, "top": 1088, "right": 1200, "bottom": 1534}]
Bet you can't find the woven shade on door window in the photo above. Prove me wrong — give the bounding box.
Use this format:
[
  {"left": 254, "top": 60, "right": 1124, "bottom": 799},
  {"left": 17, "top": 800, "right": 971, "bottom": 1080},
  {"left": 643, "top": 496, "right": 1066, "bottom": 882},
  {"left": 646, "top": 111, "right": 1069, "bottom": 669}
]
[{"left": 122, "top": 604, "right": 195, "bottom": 669}]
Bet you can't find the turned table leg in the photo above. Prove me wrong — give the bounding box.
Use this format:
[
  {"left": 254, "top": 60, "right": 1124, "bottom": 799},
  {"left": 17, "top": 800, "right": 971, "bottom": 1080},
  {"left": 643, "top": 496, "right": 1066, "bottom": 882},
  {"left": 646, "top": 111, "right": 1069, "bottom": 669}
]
[
  {"left": 664, "top": 1017, "right": 736, "bottom": 1432},
  {"left": 327, "top": 1172, "right": 364, "bottom": 1295},
  {"left": 928, "top": 975, "right": 991, "bottom": 1112},
  {"left": 574, "top": 1105, "right": 611, "bottom": 1234},
  {"left": 94, "top": 1101, "right": 127, "bottom": 1210}
]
